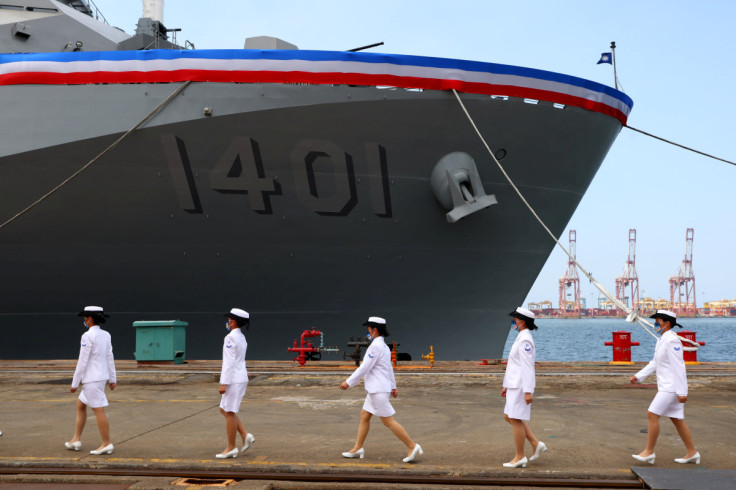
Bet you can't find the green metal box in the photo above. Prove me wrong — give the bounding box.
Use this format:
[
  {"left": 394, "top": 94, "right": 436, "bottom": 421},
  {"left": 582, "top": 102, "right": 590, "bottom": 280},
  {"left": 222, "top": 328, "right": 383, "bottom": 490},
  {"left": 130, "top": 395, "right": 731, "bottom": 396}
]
[{"left": 133, "top": 320, "right": 187, "bottom": 364}]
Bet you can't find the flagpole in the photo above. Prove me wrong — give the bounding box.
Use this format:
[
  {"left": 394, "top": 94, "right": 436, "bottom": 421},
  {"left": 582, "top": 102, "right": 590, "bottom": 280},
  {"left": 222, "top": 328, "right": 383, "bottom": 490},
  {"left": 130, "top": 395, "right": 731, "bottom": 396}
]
[{"left": 610, "top": 41, "right": 618, "bottom": 90}]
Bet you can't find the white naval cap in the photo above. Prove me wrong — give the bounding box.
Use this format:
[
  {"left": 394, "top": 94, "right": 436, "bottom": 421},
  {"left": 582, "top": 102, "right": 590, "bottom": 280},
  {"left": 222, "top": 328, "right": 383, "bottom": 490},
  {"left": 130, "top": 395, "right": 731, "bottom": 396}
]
[
  {"left": 225, "top": 308, "right": 250, "bottom": 320},
  {"left": 78, "top": 305, "right": 109, "bottom": 317},
  {"left": 650, "top": 309, "right": 682, "bottom": 327},
  {"left": 362, "top": 316, "right": 386, "bottom": 326},
  {"left": 509, "top": 306, "right": 538, "bottom": 329},
  {"left": 362, "top": 315, "right": 390, "bottom": 336}
]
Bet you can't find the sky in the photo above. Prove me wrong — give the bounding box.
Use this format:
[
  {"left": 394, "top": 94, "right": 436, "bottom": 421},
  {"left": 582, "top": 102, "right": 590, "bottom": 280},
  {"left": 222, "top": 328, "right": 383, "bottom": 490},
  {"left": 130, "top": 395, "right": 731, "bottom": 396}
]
[{"left": 91, "top": 0, "right": 736, "bottom": 307}]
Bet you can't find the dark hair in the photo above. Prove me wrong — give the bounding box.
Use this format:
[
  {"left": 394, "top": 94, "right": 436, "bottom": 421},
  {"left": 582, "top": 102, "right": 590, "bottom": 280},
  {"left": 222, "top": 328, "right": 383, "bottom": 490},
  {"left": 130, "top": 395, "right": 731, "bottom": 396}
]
[
  {"left": 234, "top": 318, "right": 249, "bottom": 331},
  {"left": 87, "top": 313, "right": 106, "bottom": 325},
  {"left": 374, "top": 324, "right": 389, "bottom": 337}
]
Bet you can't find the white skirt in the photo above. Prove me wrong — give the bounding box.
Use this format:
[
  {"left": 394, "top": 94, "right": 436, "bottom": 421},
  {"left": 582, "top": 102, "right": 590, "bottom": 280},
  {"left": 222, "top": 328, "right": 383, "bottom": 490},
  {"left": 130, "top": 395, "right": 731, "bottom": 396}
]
[
  {"left": 362, "top": 392, "right": 396, "bottom": 418},
  {"left": 220, "top": 381, "right": 248, "bottom": 413},
  {"left": 79, "top": 381, "right": 108, "bottom": 408},
  {"left": 504, "top": 388, "right": 531, "bottom": 421},
  {"left": 648, "top": 391, "right": 685, "bottom": 419}
]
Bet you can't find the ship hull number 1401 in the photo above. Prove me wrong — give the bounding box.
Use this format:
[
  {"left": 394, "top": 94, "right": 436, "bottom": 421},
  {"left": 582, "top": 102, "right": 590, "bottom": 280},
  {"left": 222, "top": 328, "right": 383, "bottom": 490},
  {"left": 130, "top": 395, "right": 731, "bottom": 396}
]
[{"left": 162, "top": 135, "right": 392, "bottom": 218}]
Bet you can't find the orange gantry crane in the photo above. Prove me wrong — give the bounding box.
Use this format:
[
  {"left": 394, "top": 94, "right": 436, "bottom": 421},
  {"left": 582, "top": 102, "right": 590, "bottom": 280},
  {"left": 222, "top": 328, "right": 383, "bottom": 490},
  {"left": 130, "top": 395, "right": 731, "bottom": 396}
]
[
  {"left": 615, "top": 229, "right": 640, "bottom": 314},
  {"left": 669, "top": 228, "right": 696, "bottom": 316},
  {"left": 558, "top": 230, "right": 582, "bottom": 317}
]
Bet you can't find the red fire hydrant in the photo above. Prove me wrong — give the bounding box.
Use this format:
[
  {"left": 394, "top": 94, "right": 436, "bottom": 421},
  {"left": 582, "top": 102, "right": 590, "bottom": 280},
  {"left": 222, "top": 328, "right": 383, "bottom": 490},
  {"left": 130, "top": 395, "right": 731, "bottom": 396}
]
[
  {"left": 287, "top": 329, "right": 322, "bottom": 367},
  {"left": 678, "top": 331, "right": 706, "bottom": 365},
  {"left": 604, "top": 331, "right": 640, "bottom": 365}
]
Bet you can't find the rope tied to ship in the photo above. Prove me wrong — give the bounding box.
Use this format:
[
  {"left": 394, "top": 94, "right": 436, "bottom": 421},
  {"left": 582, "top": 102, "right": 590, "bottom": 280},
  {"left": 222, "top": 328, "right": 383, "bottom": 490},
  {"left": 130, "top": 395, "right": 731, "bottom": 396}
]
[
  {"left": 0, "top": 80, "right": 193, "bottom": 232},
  {"left": 451, "top": 89, "right": 701, "bottom": 351}
]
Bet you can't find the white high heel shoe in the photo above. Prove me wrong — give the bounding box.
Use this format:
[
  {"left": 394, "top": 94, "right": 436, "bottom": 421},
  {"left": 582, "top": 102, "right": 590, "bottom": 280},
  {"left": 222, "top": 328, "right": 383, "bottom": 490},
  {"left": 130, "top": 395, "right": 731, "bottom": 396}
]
[
  {"left": 89, "top": 443, "right": 113, "bottom": 455},
  {"left": 674, "top": 452, "right": 700, "bottom": 464},
  {"left": 529, "top": 441, "right": 547, "bottom": 461},
  {"left": 631, "top": 453, "right": 655, "bottom": 464},
  {"left": 64, "top": 441, "right": 81, "bottom": 451},
  {"left": 503, "top": 456, "right": 528, "bottom": 468},
  {"left": 342, "top": 448, "right": 365, "bottom": 459},
  {"left": 241, "top": 433, "right": 255, "bottom": 454},
  {"left": 215, "top": 448, "right": 238, "bottom": 459},
  {"left": 403, "top": 444, "right": 423, "bottom": 463}
]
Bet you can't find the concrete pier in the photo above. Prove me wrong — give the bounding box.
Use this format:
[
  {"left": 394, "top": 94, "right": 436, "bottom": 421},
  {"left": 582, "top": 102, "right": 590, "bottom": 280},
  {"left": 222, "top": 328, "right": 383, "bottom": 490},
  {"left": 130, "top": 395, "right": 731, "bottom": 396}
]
[{"left": 0, "top": 360, "right": 734, "bottom": 488}]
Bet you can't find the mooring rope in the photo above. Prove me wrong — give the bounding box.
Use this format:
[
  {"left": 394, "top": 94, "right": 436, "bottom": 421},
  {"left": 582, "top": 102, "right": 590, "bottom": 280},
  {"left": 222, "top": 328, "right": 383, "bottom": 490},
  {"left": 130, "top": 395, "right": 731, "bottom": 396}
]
[
  {"left": 626, "top": 125, "right": 735, "bottom": 167},
  {"left": 77, "top": 401, "right": 220, "bottom": 460},
  {"left": 451, "top": 89, "right": 701, "bottom": 350},
  {"left": 0, "top": 80, "right": 192, "bottom": 232}
]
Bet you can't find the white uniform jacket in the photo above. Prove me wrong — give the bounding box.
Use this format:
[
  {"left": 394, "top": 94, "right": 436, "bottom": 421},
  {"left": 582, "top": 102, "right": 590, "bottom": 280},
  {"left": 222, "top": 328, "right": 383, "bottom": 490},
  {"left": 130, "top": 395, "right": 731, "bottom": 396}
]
[
  {"left": 71, "top": 325, "right": 116, "bottom": 389},
  {"left": 345, "top": 336, "right": 396, "bottom": 393},
  {"left": 635, "top": 329, "right": 688, "bottom": 396},
  {"left": 503, "top": 329, "right": 536, "bottom": 394},
  {"left": 220, "top": 328, "right": 248, "bottom": 385}
]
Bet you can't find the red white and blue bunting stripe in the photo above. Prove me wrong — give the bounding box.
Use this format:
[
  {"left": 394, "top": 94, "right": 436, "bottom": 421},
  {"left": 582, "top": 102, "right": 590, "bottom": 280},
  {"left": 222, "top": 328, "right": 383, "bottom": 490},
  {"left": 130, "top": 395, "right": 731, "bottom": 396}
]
[{"left": 0, "top": 49, "right": 633, "bottom": 124}]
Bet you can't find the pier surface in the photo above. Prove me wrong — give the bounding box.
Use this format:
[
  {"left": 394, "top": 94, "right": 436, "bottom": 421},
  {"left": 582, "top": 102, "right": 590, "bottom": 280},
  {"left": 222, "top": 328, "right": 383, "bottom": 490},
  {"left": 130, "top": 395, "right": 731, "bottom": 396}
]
[{"left": 1, "top": 360, "right": 734, "bottom": 488}]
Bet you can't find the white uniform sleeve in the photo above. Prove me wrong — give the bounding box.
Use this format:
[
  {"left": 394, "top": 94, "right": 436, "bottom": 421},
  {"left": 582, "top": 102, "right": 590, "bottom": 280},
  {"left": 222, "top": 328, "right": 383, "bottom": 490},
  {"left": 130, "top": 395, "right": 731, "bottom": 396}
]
[
  {"left": 521, "top": 340, "right": 535, "bottom": 394},
  {"left": 107, "top": 335, "right": 116, "bottom": 384},
  {"left": 346, "top": 344, "right": 380, "bottom": 387},
  {"left": 668, "top": 340, "right": 688, "bottom": 396},
  {"left": 72, "top": 332, "right": 92, "bottom": 388},
  {"left": 220, "top": 335, "right": 236, "bottom": 385}
]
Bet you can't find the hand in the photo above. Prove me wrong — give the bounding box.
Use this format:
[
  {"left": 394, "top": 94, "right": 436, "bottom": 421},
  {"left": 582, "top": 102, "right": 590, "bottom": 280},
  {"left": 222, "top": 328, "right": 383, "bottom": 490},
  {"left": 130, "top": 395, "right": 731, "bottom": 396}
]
[
  {"left": 525, "top": 393, "right": 533, "bottom": 405},
  {"left": 109, "top": 383, "right": 117, "bottom": 391},
  {"left": 70, "top": 386, "right": 77, "bottom": 393},
  {"left": 501, "top": 387, "right": 507, "bottom": 397},
  {"left": 391, "top": 388, "right": 398, "bottom": 398},
  {"left": 629, "top": 376, "right": 639, "bottom": 384},
  {"left": 678, "top": 395, "right": 687, "bottom": 403},
  {"left": 340, "top": 381, "right": 349, "bottom": 390},
  {"left": 219, "top": 384, "right": 227, "bottom": 394}
]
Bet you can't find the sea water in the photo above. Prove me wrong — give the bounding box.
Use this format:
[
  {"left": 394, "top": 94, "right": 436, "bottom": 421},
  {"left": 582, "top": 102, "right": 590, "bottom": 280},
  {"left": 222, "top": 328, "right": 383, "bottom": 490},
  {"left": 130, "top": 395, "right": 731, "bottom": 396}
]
[{"left": 501, "top": 317, "right": 735, "bottom": 363}]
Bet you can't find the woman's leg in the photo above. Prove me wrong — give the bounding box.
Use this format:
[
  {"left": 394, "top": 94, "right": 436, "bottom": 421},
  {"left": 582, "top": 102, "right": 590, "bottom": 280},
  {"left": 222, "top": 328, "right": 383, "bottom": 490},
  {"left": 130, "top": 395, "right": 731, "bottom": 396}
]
[
  {"left": 638, "top": 411, "right": 660, "bottom": 456},
  {"left": 504, "top": 414, "right": 527, "bottom": 462},
  {"left": 521, "top": 421, "right": 540, "bottom": 452},
  {"left": 670, "top": 418, "right": 697, "bottom": 457},
  {"left": 70, "top": 399, "right": 87, "bottom": 443},
  {"left": 90, "top": 407, "right": 111, "bottom": 449},
  {"left": 380, "top": 416, "right": 415, "bottom": 454},
  {"left": 219, "top": 408, "right": 237, "bottom": 452},
  {"left": 233, "top": 414, "right": 248, "bottom": 445},
  {"left": 348, "top": 409, "right": 372, "bottom": 452}
]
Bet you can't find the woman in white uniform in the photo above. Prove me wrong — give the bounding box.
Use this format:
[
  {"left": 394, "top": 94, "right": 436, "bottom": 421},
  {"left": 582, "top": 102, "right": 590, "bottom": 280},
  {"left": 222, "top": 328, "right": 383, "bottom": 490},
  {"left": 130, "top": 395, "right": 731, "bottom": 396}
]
[
  {"left": 215, "top": 308, "right": 255, "bottom": 459},
  {"left": 630, "top": 309, "right": 699, "bottom": 465},
  {"left": 501, "top": 307, "right": 546, "bottom": 468},
  {"left": 340, "top": 316, "right": 423, "bottom": 463},
  {"left": 65, "top": 306, "right": 117, "bottom": 455}
]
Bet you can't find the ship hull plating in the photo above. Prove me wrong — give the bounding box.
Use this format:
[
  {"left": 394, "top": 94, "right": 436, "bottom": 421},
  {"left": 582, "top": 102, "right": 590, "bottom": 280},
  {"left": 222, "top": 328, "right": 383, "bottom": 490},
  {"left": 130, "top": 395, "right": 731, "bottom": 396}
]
[{"left": 0, "top": 83, "right": 621, "bottom": 360}]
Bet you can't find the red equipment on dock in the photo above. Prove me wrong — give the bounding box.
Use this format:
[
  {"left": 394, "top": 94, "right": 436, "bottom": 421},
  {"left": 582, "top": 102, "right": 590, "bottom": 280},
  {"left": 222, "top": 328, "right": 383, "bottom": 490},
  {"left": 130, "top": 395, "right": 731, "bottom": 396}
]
[
  {"left": 679, "top": 330, "right": 706, "bottom": 365},
  {"left": 288, "top": 329, "right": 322, "bottom": 367},
  {"left": 604, "top": 331, "right": 640, "bottom": 364}
]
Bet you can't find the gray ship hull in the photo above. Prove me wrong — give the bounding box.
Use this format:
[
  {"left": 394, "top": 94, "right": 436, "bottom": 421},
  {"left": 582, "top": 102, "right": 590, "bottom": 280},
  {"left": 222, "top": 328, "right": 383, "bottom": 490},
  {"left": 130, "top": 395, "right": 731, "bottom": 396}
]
[{"left": 0, "top": 82, "right": 621, "bottom": 360}]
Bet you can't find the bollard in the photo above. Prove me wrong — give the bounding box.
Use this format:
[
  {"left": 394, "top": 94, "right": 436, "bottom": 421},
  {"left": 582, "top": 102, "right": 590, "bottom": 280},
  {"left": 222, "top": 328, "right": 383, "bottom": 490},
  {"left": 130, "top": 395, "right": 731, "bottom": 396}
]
[
  {"left": 678, "top": 330, "right": 706, "bottom": 365},
  {"left": 604, "top": 331, "right": 640, "bottom": 365}
]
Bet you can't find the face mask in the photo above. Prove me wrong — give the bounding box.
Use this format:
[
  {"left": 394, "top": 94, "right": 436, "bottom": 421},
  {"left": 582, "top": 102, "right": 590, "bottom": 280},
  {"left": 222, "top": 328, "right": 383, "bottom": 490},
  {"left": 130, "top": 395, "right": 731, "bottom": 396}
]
[
  {"left": 366, "top": 332, "right": 373, "bottom": 341},
  {"left": 225, "top": 321, "right": 230, "bottom": 331},
  {"left": 511, "top": 320, "right": 517, "bottom": 330},
  {"left": 83, "top": 320, "right": 88, "bottom": 328}
]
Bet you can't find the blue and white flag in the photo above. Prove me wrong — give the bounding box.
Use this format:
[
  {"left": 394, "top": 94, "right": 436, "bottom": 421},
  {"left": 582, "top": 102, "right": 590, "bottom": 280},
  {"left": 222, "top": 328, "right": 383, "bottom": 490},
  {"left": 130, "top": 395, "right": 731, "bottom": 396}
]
[{"left": 597, "top": 52, "right": 612, "bottom": 65}]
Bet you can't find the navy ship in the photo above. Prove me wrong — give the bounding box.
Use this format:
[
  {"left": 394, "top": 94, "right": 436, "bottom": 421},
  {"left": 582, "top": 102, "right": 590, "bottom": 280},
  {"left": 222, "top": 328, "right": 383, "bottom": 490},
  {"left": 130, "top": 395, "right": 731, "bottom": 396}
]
[{"left": 0, "top": 0, "right": 632, "bottom": 360}]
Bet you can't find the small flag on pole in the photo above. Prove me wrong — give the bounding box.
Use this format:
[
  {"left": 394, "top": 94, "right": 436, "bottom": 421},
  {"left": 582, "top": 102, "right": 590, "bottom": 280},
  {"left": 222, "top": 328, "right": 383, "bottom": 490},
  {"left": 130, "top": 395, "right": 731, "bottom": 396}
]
[{"left": 597, "top": 52, "right": 612, "bottom": 65}]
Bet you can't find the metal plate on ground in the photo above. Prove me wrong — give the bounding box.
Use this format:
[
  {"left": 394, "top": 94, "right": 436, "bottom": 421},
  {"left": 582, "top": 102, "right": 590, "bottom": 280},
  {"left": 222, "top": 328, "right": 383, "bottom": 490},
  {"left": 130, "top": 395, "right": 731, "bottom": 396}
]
[{"left": 632, "top": 467, "right": 736, "bottom": 490}]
